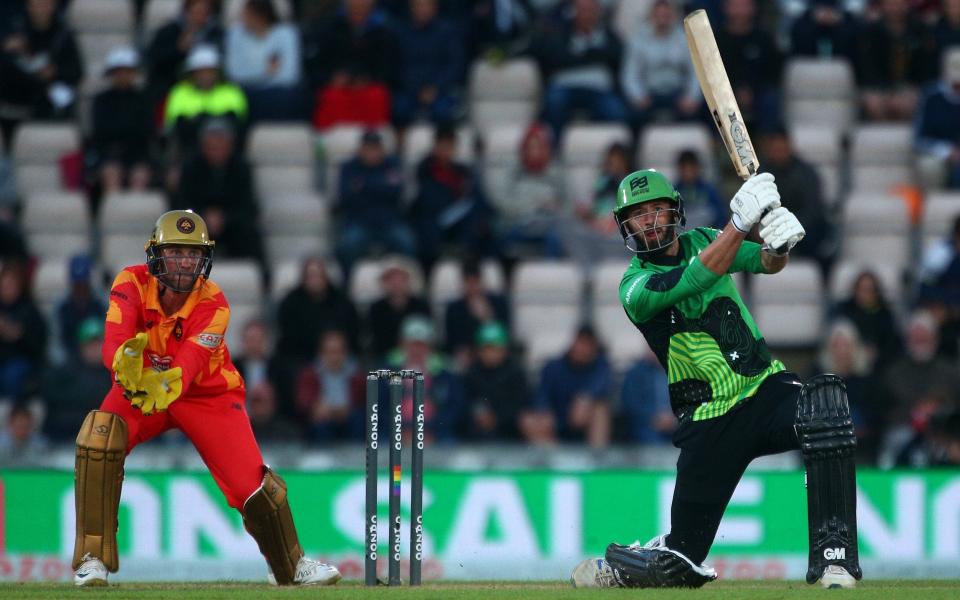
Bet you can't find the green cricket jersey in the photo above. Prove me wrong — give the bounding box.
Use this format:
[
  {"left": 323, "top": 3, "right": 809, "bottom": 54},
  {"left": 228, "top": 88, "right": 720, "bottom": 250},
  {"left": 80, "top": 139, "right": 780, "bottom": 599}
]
[{"left": 619, "top": 227, "right": 785, "bottom": 422}]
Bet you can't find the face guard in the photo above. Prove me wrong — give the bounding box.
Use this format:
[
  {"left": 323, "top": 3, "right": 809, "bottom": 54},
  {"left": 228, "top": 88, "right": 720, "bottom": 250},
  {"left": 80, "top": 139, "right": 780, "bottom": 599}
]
[
  {"left": 148, "top": 247, "right": 212, "bottom": 292},
  {"left": 144, "top": 210, "right": 215, "bottom": 292},
  {"left": 616, "top": 204, "right": 684, "bottom": 254}
]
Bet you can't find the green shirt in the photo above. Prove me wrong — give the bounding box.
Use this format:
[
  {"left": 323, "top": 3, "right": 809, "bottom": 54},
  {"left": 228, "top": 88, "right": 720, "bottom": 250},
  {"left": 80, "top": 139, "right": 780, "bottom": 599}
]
[
  {"left": 164, "top": 81, "right": 248, "bottom": 129},
  {"left": 619, "top": 227, "right": 785, "bottom": 422}
]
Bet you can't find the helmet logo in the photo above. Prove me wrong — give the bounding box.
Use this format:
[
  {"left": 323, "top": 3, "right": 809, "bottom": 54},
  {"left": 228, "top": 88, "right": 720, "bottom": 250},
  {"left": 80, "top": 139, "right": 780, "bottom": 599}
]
[
  {"left": 176, "top": 217, "right": 195, "bottom": 234},
  {"left": 630, "top": 176, "right": 648, "bottom": 192}
]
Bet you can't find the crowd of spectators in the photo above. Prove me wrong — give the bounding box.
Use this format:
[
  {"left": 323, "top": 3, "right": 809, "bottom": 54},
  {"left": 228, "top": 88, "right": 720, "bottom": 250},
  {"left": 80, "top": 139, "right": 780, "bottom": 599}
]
[{"left": 0, "top": 0, "right": 959, "bottom": 465}]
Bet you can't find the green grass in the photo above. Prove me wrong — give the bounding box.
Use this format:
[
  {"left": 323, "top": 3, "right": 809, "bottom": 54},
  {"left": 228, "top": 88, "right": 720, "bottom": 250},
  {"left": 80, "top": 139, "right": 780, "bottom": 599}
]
[{"left": 3, "top": 581, "right": 960, "bottom": 600}]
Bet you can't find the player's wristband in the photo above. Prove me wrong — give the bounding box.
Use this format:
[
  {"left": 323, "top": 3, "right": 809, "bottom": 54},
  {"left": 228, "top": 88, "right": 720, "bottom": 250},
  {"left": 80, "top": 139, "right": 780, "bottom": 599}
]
[{"left": 730, "top": 214, "right": 751, "bottom": 233}]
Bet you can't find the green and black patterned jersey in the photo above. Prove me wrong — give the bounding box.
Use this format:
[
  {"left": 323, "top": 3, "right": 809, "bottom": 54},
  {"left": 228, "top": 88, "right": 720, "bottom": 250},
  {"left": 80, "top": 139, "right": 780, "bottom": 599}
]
[{"left": 619, "top": 227, "right": 785, "bottom": 422}]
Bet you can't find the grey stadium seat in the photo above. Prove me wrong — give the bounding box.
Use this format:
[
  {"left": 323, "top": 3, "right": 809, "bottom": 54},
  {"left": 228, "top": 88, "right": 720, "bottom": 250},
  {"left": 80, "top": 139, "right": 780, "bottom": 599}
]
[
  {"left": 562, "top": 124, "right": 632, "bottom": 205},
  {"left": 751, "top": 258, "right": 824, "bottom": 347},
  {"left": 638, "top": 124, "right": 713, "bottom": 181},
  {"left": 468, "top": 58, "right": 541, "bottom": 133}
]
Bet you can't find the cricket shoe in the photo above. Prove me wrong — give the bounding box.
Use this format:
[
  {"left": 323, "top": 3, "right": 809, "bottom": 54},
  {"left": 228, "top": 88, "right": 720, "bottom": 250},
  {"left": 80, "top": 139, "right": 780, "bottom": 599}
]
[
  {"left": 73, "top": 553, "right": 108, "bottom": 587},
  {"left": 819, "top": 565, "right": 857, "bottom": 589},
  {"left": 570, "top": 557, "right": 619, "bottom": 588},
  {"left": 267, "top": 557, "right": 342, "bottom": 586}
]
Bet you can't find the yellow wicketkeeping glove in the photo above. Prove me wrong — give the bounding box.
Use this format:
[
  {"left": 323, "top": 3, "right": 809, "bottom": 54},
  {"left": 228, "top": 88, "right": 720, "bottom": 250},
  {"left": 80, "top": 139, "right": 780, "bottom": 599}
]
[
  {"left": 112, "top": 333, "right": 148, "bottom": 393},
  {"left": 129, "top": 367, "right": 183, "bottom": 415}
]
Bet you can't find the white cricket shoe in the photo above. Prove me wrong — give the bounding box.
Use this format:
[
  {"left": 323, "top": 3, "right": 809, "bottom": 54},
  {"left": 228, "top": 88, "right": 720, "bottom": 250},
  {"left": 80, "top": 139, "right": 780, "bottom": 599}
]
[
  {"left": 73, "top": 553, "right": 108, "bottom": 587},
  {"left": 819, "top": 565, "right": 857, "bottom": 589},
  {"left": 267, "top": 557, "right": 341, "bottom": 586},
  {"left": 570, "top": 557, "right": 619, "bottom": 588}
]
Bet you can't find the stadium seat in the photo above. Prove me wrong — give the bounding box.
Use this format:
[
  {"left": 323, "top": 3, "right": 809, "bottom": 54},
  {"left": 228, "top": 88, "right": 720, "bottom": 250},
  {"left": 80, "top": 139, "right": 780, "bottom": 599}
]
[
  {"left": 101, "top": 233, "right": 149, "bottom": 274},
  {"left": 751, "top": 258, "right": 824, "bottom": 347},
  {"left": 261, "top": 192, "right": 329, "bottom": 263},
  {"left": 12, "top": 123, "right": 81, "bottom": 196},
  {"left": 828, "top": 259, "right": 904, "bottom": 310},
  {"left": 348, "top": 256, "right": 425, "bottom": 308},
  {"left": 143, "top": 0, "right": 180, "bottom": 39},
  {"left": 468, "top": 58, "right": 541, "bottom": 133},
  {"left": 481, "top": 125, "right": 525, "bottom": 202},
  {"left": 212, "top": 260, "right": 262, "bottom": 305},
  {"left": 524, "top": 327, "right": 576, "bottom": 375},
  {"left": 590, "top": 260, "right": 629, "bottom": 306},
  {"left": 841, "top": 192, "right": 911, "bottom": 269},
  {"left": 791, "top": 125, "right": 842, "bottom": 206},
  {"left": 270, "top": 258, "right": 344, "bottom": 303},
  {"left": 850, "top": 124, "right": 914, "bottom": 191},
  {"left": 67, "top": 0, "right": 134, "bottom": 33},
  {"left": 612, "top": 0, "right": 655, "bottom": 41},
  {"left": 98, "top": 191, "right": 167, "bottom": 235},
  {"left": 637, "top": 124, "right": 713, "bottom": 181},
  {"left": 254, "top": 165, "right": 314, "bottom": 198},
  {"left": 512, "top": 260, "right": 583, "bottom": 305},
  {"left": 591, "top": 303, "right": 649, "bottom": 371},
  {"left": 248, "top": 123, "right": 315, "bottom": 166},
  {"left": 784, "top": 58, "right": 856, "bottom": 133},
  {"left": 78, "top": 33, "right": 134, "bottom": 87},
  {"left": 562, "top": 124, "right": 632, "bottom": 204},
  {"left": 921, "top": 191, "right": 960, "bottom": 247},
  {"left": 428, "top": 258, "right": 505, "bottom": 312},
  {"left": 224, "top": 0, "right": 292, "bottom": 22},
  {"left": 515, "top": 304, "right": 580, "bottom": 347},
  {"left": 21, "top": 191, "right": 91, "bottom": 261}
]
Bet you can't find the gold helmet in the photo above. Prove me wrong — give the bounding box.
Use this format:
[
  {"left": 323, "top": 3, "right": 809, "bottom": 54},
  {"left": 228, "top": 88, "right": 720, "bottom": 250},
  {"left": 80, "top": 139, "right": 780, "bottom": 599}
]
[{"left": 145, "top": 210, "right": 215, "bottom": 291}]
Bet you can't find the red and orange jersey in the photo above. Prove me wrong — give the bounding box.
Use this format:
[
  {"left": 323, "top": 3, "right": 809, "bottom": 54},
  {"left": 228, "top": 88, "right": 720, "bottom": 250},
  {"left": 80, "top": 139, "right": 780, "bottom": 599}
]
[{"left": 103, "top": 265, "right": 244, "bottom": 398}]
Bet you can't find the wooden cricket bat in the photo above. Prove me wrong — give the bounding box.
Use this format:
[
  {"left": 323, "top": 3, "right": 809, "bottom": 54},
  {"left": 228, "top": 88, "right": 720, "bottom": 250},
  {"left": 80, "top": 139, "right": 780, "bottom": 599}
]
[{"left": 683, "top": 9, "right": 758, "bottom": 180}]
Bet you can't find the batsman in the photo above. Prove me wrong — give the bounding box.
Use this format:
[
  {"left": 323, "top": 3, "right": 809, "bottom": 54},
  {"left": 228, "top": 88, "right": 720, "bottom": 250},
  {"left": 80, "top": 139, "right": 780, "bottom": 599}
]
[
  {"left": 571, "top": 171, "right": 862, "bottom": 589},
  {"left": 72, "top": 210, "right": 341, "bottom": 587}
]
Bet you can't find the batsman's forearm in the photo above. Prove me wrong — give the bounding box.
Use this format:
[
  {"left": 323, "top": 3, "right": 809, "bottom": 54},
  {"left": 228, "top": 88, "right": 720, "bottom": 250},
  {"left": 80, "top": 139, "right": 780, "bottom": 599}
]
[
  {"left": 761, "top": 250, "right": 788, "bottom": 274},
  {"left": 699, "top": 221, "right": 748, "bottom": 275}
]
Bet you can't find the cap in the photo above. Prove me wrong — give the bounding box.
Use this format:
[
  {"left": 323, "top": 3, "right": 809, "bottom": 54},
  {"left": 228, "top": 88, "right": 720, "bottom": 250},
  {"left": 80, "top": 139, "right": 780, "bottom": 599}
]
[
  {"left": 77, "top": 318, "right": 104, "bottom": 344},
  {"left": 401, "top": 316, "right": 434, "bottom": 343},
  {"left": 185, "top": 44, "right": 220, "bottom": 72},
  {"left": 103, "top": 46, "right": 138, "bottom": 75},
  {"left": 361, "top": 129, "right": 383, "bottom": 145},
  {"left": 475, "top": 322, "right": 508, "bottom": 347},
  {"left": 69, "top": 254, "right": 93, "bottom": 283}
]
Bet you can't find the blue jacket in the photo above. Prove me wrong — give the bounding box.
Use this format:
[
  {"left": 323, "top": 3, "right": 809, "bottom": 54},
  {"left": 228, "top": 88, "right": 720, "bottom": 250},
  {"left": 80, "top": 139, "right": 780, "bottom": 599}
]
[
  {"left": 337, "top": 156, "right": 405, "bottom": 226},
  {"left": 620, "top": 359, "right": 673, "bottom": 444},
  {"left": 396, "top": 17, "right": 463, "bottom": 92},
  {"left": 535, "top": 353, "right": 612, "bottom": 440},
  {"left": 914, "top": 82, "right": 960, "bottom": 157}
]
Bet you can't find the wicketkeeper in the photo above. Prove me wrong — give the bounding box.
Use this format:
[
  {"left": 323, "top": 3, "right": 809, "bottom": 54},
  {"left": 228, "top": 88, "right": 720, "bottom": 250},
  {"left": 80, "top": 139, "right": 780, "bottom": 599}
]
[
  {"left": 571, "top": 171, "right": 862, "bottom": 589},
  {"left": 72, "top": 210, "right": 341, "bottom": 587}
]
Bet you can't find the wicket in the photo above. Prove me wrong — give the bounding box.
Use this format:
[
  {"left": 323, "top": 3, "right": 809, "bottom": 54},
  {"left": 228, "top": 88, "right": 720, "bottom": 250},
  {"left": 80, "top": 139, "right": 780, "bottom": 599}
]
[{"left": 365, "top": 369, "right": 425, "bottom": 586}]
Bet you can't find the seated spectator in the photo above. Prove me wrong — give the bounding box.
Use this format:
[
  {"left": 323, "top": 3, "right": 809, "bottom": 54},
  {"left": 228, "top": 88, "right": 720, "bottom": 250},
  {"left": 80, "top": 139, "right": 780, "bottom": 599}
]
[
  {"left": 247, "top": 376, "right": 301, "bottom": 442},
  {"left": 917, "top": 214, "right": 960, "bottom": 358},
  {"left": 566, "top": 142, "right": 632, "bottom": 269},
  {"left": 57, "top": 255, "right": 106, "bottom": 357},
  {"left": 305, "top": 0, "right": 397, "bottom": 129},
  {"left": 146, "top": 0, "right": 224, "bottom": 106},
  {"left": 386, "top": 315, "right": 465, "bottom": 443},
  {"left": 0, "top": 0, "right": 83, "bottom": 147},
  {"left": 225, "top": 0, "right": 306, "bottom": 121},
  {"left": 857, "top": 0, "right": 935, "bottom": 121},
  {"left": 276, "top": 257, "right": 361, "bottom": 363},
  {"left": 620, "top": 0, "right": 701, "bottom": 131},
  {"left": 619, "top": 353, "right": 674, "bottom": 444},
  {"left": 530, "top": 325, "right": 612, "bottom": 447},
  {"left": 674, "top": 149, "right": 725, "bottom": 229},
  {"left": 164, "top": 45, "right": 248, "bottom": 156},
  {"left": 926, "top": 408, "right": 960, "bottom": 465},
  {"left": 233, "top": 318, "right": 283, "bottom": 416},
  {"left": 294, "top": 329, "right": 364, "bottom": 443},
  {"left": 914, "top": 47, "right": 960, "bottom": 189},
  {"left": 0, "top": 404, "right": 48, "bottom": 465},
  {"left": 496, "top": 123, "right": 569, "bottom": 258},
  {"left": 715, "top": 0, "right": 783, "bottom": 131},
  {"left": 0, "top": 262, "right": 47, "bottom": 401},
  {"left": 466, "top": 0, "right": 534, "bottom": 60},
  {"left": 832, "top": 269, "right": 902, "bottom": 370},
  {"left": 461, "top": 322, "right": 530, "bottom": 441},
  {"left": 173, "top": 118, "right": 265, "bottom": 265},
  {"left": 789, "top": 0, "right": 860, "bottom": 63},
  {"left": 444, "top": 257, "right": 510, "bottom": 367},
  {"left": 87, "top": 47, "right": 154, "bottom": 196},
  {"left": 367, "top": 257, "right": 431, "bottom": 359},
  {"left": 934, "top": 0, "right": 960, "bottom": 59},
  {"left": 532, "top": 0, "right": 627, "bottom": 140},
  {"left": 41, "top": 318, "right": 111, "bottom": 441},
  {"left": 410, "top": 125, "right": 497, "bottom": 271},
  {"left": 760, "top": 126, "right": 833, "bottom": 274},
  {"left": 334, "top": 130, "right": 417, "bottom": 273},
  {"left": 392, "top": 0, "right": 463, "bottom": 127}
]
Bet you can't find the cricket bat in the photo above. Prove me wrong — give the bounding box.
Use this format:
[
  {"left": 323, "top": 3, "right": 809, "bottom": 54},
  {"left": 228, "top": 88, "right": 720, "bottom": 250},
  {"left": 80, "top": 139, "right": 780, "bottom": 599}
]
[{"left": 683, "top": 9, "right": 758, "bottom": 180}]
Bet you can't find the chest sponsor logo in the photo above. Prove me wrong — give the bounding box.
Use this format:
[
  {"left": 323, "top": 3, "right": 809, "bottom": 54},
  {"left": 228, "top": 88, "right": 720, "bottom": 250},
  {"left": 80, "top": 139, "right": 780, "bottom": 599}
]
[
  {"left": 195, "top": 332, "right": 223, "bottom": 349},
  {"left": 147, "top": 353, "right": 174, "bottom": 371}
]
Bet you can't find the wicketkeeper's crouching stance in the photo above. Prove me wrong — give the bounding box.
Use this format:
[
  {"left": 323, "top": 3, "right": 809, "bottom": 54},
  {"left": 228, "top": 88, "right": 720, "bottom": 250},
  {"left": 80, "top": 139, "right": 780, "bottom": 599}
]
[
  {"left": 571, "top": 171, "right": 862, "bottom": 589},
  {"left": 73, "top": 210, "right": 341, "bottom": 587}
]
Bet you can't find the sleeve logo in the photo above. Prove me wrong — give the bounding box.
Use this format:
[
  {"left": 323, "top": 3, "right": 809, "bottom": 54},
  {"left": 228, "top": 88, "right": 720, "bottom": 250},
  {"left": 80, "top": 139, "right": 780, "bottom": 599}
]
[{"left": 195, "top": 332, "right": 224, "bottom": 349}]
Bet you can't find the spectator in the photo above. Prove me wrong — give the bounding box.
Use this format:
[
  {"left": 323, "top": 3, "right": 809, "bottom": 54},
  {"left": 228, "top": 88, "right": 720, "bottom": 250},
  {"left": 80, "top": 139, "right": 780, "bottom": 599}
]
[
  {"left": 466, "top": 0, "right": 533, "bottom": 60},
  {"left": 294, "top": 329, "right": 364, "bottom": 442},
  {"left": 164, "top": 45, "right": 248, "bottom": 156},
  {"left": 496, "top": 123, "right": 569, "bottom": 258},
  {"left": 276, "top": 257, "right": 360, "bottom": 362},
  {"left": 0, "top": 0, "right": 83, "bottom": 147},
  {"left": 715, "top": 0, "right": 783, "bottom": 131},
  {"left": 393, "top": 0, "right": 463, "bottom": 128},
  {"left": 879, "top": 310, "right": 960, "bottom": 466},
  {"left": 567, "top": 142, "right": 632, "bottom": 269},
  {"left": 334, "top": 130, "right": 416, "bottom": 273},
  {"left": 926, "top": 408, "right": 960, "bottom": 465},
  {"left": 41, "top": 318, "right": 111, "bottom": 441},
  {"left": 532, "top": 0, "right": 627, "bottom": 140},
  {"left": 173, "top": 118, "right": 265, "bottom": 265},
  {"left": 759, "top": 126, "right": 834, "bottom": 273},
  {"left": 833, "top": 269, "right": 902, "bottom": 370},
  {"left": 410, "top": 125, "right": 498, "bottom": 271},
  {"left": 789, "top": 0, "right": 860, "bottom": 63},
  {"left": 461, "top": 321, "right": 530, "bottom": 440},
  {"left": 530, "top": 325, "right": 613, "bottom": 447},
  {"left": 145, "top": 0, "right": 224, "bottom": 106},
  {"left": 56, "top": 255, "right": 106, "bottom": 357},
  {"left": 619, "top": 352, "right": 674, "bottom": 444},
  {"left": 386, "top": 315, "right": 465, "bottom": 442},
  {"left": 0, "top": 262, "right": 47, "bottom": 401},
  {"left": 674, "top": 149, "right": 725, "bottom": 229},
  {"left": 914, "top": 47, "right": 960, "bottom": 189},
  {"left": 857, "top": 0, "right": 936, "bottom": 121},
  {"left": 87, "top": 47, "right": 154, "bottom": 196},
  {"left": 305, "top": 0, "right": 397, "bottom": 129},
  {"left": 444, "top": 257, "right": 510, "bottom": 366},
  {"left": 366, "top": 257, "right": 431, "bottom": 359},
  {"left": 225, "top": 0, "right": 306, "bottom": 121},
  {"left": 916, "top": 214, "right": 960, "bottom": 358},
  {"left": 247, "top": 376, "right": 301, "bottom": 442},
  {"left": 0, "top": 404, "right": 48, "bottom": 465},
  {"left": 233, "top": 319, "right": 282, "bottom": 417},
  {"left": 620, "top": 0, "right": 702, "bottom": 131},
  {"left": 934, "top": 0, "right": 960, "bottom": 60}
]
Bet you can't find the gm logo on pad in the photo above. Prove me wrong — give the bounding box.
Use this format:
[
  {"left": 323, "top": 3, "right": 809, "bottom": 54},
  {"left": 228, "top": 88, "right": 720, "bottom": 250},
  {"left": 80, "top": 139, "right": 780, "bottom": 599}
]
[{"left": 630, "top": 176, "right": 648, "bottom": 191}]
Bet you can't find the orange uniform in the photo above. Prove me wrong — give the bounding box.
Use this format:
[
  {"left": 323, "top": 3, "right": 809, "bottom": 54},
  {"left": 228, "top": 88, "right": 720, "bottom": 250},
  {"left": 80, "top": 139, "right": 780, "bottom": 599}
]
[{"left": 99, "top": 265, "right": 264, "bottom": 509}]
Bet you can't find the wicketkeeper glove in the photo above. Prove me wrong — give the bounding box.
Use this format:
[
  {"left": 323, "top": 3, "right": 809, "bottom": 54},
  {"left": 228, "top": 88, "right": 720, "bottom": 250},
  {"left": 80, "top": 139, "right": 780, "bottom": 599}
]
[
  {"left": 759, "top": 206, "right": 805, "bottom": 256},
  {"left": 112, "top": 332, "right": 148, "bottom": 393},
  {"left": 128, "top": 367, "right": 183, "bottom": 415}
]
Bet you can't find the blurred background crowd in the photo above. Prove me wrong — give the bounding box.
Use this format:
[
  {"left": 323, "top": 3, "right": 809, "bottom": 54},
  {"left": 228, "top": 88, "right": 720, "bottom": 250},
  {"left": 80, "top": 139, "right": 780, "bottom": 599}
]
[{"left": 1, "top": 0, "right": 959, "bottom": 469}]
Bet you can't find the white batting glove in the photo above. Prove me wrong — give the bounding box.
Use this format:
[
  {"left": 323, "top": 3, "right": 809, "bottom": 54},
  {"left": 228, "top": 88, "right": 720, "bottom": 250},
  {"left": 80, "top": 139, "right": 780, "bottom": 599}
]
[
  {"left": 729, "top": 172, "right": 781, "bottom": 233},
  {"left": 759, "top": 206, "right": 805, "bottom": 256}
]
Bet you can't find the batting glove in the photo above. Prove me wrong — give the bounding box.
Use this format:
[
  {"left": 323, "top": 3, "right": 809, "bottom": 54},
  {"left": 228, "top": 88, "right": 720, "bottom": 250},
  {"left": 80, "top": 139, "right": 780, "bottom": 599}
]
[{"left": 729, "top": 173, "right": 781, "bottom": 233}]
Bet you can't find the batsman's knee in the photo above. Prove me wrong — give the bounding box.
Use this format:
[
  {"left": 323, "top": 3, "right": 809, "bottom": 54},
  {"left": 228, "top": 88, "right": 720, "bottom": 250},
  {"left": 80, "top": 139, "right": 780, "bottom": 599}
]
[{"left": 795, "top": 374, "right": 856, "bottom": 457}]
